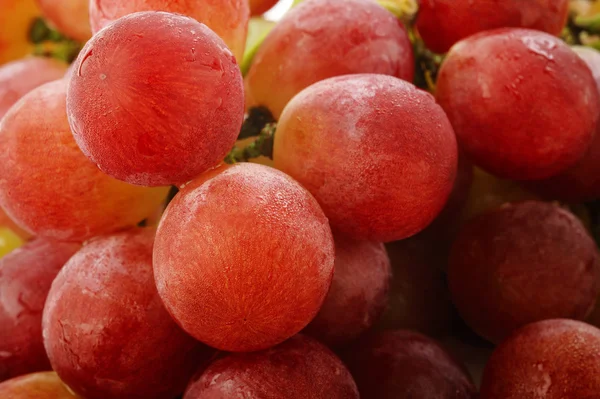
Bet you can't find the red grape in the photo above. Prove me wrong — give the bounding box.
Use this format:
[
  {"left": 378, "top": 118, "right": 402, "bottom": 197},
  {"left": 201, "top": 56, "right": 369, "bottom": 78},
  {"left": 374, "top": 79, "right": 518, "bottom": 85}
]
[
  {"left": 343, "top": 330, "right": 477, "bottom": 398},
  {"left": 0, "top": 372, "right": 78, "bottom": 399},
  {"left": 67, "top": 12, "right": 244, "bottom": 187},
  {"left": 480, "top": 319, "right": 600, "bottom": 398},
  {"left": 245, "top": 0, "right": 414, "bottom": 118},
  {"left": 449, "top": 201, "right": 600, "bottom": 344},
  {"left": 184, "top": 335, "right": 359, "bottom": 399},
  {"left": 0, "top": 0, "right": 40, "bottom": 64},
  {"left": 274, "top": 74, "right": 457, "bottom": 242},
  {"left": 250, "top": 0, "right": 278, "bottom": 15},
  {"left": 417, "top": 0, "right": 569, "bottom": 54},
  {"left": 36, "top": 0, "right": 91, "bottom": 42},
  {"left": 304, "top": 237, "right": 391, "bottom": 347},
  {"left": 89, "top": 0, "right": 249, "bottom": 62},
  {"left": 527, "top": 47, "right": 600, "bottom": 201},
  {"left": 0, "top": 80, "right": 168, "bottom": 241},
  {"left": 43, "top": 229, "right": 209, "bottom": 399},
  {"left": 378, "top": 236, "right": 455, "bottom": 336},
  {"left": 154, "top": 163, "right": 335, "bottom": 352},
  {"left": 436, "top": 28, "right": 599, "bottom": 180},
  {"left": 0, "top": 57, "right": 67, "bottom": 120},
  {"left": 0, "top": 239, "right": 80, "bottom": 382}
]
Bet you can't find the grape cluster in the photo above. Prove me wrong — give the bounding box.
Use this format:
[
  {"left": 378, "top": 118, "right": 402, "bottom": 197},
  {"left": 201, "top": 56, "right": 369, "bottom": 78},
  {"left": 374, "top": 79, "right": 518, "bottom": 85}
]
[{"left": 0, "top": 0, "right": 599, "bottom": 398}]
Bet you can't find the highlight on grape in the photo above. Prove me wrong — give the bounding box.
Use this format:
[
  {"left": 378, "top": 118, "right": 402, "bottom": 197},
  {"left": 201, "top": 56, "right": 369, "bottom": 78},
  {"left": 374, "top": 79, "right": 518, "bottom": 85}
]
[{"left": 0, "top": 0, "right": 600, "bottom": 398}]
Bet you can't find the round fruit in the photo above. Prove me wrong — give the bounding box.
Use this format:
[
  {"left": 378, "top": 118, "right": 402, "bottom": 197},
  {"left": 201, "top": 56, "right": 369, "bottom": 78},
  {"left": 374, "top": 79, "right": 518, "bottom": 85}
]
[
  {"left": 343, "top": 330, "right": 477, "bottom": 398},
  {"left": 0, "top": 56, "right": 67, "bottom": 119},
  {"left": 480, "top": 319, "right": 600, "bottom": 398},
  {"left": 154, "top": 163, "right": 335, "bottom": 352},
  {"left": 304, "top": 237, "right": 391, "bottom": 347},
  {"left": 417, "top": 0, "right": 569, "bottom": 54},
  {"left": 67, "top": 11, "right": 244, "bottom": 186},
  {"left": 43, "top": 229, "right": 209, "bottom": 399},
  {"left": 436, "top": 28, "right": 599, "bottom": 180},
  {"left": 274, "top": 74, "right": 457, "bottom": 242},
  {"left": 184, "top": 335, "right": 359, "bottom": 399},
  {"left": 0, "top": 239, "right": 80, "bottom": 382},
  {"left": 449, "top": 201, "right": 600, "bottom": 344},
  {"left": 0, "top": 80, "right": 168, "bottom": 241},
  {"left": 89, "top": 0, "right": 249, "bottom": 62},
  {"left": 527, "top": 47, "right": 600, "bottom": 201},
  {"left": 245, "top": 0, "right": 414, "bottom": 118}
]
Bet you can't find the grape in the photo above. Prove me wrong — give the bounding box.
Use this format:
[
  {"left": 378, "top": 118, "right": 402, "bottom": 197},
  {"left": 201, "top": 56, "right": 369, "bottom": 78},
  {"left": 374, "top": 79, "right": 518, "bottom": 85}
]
[
  {"left": 154, "top": 163, "right": 335, "bottom": 352},
  {"left": 0, "top": 372, "right": 78, "bottom": 399},
  {"left": 527, "top": 47, "right": 600, "bottom": 201},
  {"left": 377, "top": 236, "right": 455, "bottom": 336},
  {"left": 273, "top": 74, "right": 457, "bottom": 242},
  {"left": 449, "top": 201, "right": 599, "bottom": 344},
  {"left": 0, "top": 80, "right": 168, "bottom": 241},
  {"left": 36, "top": 0, "right": 91, "bottom": 42},
  {"left": 184, "top": 335, "right": 359, "bottom": 399},
  {"left": 245, "top": 0, "right": 414, "bottom": 118},
  {"left": 416, "top": 0, "right": 569, "bottom": 54},
  {"left": 436, "top": 28, "right": 599, "bottom": 180},
  {"left": 67, "top": 11, "right": 244, "bottom": 187},
  {"left": 480, "top": 319, "right": 600, "bottom": 398},
  {"left": 0, "top": 0, "right": 40, "bottom": 64},
  {"left": 0, "top": 57, "right": 67, "bottom": 119},
  {"left": 342, "top": 330, "right": 477, "bottom": 398},
  {"left": 249, "top": 0, "right": 278, "bottom": 15},
  {"left": 89, "top": 0, "right": 249, "bottom": 62},
  {"left": 0, "top": 239, "right": 80, "bottom": 382},
  {"left": 304, "top": 237, "right": 391, "bottom": 347},
  {"left": 43, "top": 229, "right": 210, "bottom": 399}
]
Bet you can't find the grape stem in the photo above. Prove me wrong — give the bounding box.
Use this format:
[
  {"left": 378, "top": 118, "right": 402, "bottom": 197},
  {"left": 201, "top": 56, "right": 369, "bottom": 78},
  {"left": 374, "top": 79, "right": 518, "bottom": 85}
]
[
  {"left": 225, "top": 123, "right": 276, "bottom": 164},
  {"left": 29, "top": 17, "right": 82, "bottom": 63},
  {"left": 238, "top": 106, "right": 275, "bottom": 140}
]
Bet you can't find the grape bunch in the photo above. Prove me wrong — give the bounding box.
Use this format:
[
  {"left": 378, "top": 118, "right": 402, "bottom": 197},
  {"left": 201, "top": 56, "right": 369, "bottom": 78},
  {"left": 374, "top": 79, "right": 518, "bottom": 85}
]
[{"left": 0, "top": 0, "right": 600, "bottom": 398}]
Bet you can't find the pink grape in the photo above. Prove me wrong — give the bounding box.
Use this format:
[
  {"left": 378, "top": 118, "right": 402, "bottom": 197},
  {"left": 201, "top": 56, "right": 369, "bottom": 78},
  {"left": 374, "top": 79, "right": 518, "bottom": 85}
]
[
  {"left": 0, "top": 80, "right": 168, "bottom": 241},
  {"left": 154, "top": 163, "right": 335, "bottom": 352},
  {"left": 0, "top": 239, "right": 80, "bottom": 382},
  {"left": 436, "top": 28, "right": 599, "bottom": 180},
  {"left": 304, "top": 236, "right": 391, "bottom": 347},
  {"left": 67, "top": 11, "right": 244, "bottom": 186},
  {"left": 527, "top": 47, "right": 600, "bottom": 201},
  {"left": 274, "top": 74, "right": 457, "bottom": 242},
  {"left": 245, "top": 0, "right": 414, "bottom": 118},
  {"left": 184, "top": 335, "right": 359, "bottom": 399},
  {"left": 343, "top": 330, "right": 477, "bottom": 398},
  {"left": 449, "top": 201, "right": 600, "bottom": 343},
  {"left": 417, "top": 0, "right": 569, "bottom": 54},
  {"left": 43, "top": 229, "right": 210, "bottom": 399},
  {"left": 0, "top": 56, "right": 67, "bottom": 119},
  {"left": 480, "top": 319, "right": 600, "bottom": 398},
  {"left": 89, "top": 0, "right": 249, "bottom": 62}
]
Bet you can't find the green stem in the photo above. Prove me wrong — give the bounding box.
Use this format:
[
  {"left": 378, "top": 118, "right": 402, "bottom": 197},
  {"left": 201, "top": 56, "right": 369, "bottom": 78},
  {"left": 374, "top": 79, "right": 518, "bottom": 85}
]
[{"left": 225, "top": 123, "right": 276, "bottom": 164}]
